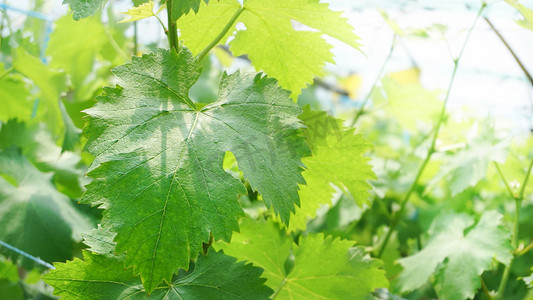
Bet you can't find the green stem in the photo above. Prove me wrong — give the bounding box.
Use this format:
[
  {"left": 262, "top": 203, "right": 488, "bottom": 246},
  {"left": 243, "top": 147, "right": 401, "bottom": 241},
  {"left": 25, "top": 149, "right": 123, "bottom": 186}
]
[
  {"left": 376, "top": 4, "right": 485, "bottom": 258},
  {"left": 133, "top": 21, "right": 138, "bottom": 55},
  {"left": 350, "top": 35, "right": 396, "bottom": 127},
  {"left": 197, "top": 6, "right": 244, "bottom": 62},
  {"left": 517, "top": 241, "right": 533, "bottom": 256},
  {"left": 0, "top": 67, "right": 13, "bottom": 81},
  {"left": 485, "top": 17, "right": 533, "bottom": 87},
  {"left": 494, "top": 162, "right": 516, "bottom": 199},
  {"left": 271, "top": 278, "right": 288, "bottom": 299},
  {"left": 166, "top": 0, "right": 178, "bottom": 50},
  {"left": 104, "top": 26, "right": 129, "bottom": 61},
  {"left": 496, "top": 156, "right": 533, "bottom": 299}
]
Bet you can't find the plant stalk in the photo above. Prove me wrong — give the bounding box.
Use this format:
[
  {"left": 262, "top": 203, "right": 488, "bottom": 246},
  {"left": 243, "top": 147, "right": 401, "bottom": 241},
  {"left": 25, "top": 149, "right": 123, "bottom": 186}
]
[
  {"left": 133, "top": 21, "right": 138, "bottom": 55},
  {"left": 485, "top": 17, "right": 533, "bottom": 87},
  {"left": 166, "top": 0, "right": 178, "bottom": 50},
  {"left": 496, "top": 156, "right": 533, "bottom": 298},
  {"left": 376, "top": 4, "right": 486, "bottom": 258},
  {"left": 197, "top": 6, "right": 244, "bottom": 62},
  {"left": 350, "top": 35, "right": 396, "bottom": 127}
]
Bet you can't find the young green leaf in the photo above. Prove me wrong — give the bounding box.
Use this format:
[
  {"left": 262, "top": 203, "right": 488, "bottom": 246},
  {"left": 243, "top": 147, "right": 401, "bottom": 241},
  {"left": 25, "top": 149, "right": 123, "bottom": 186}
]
[
  {"left": 119, "top": 1, "right": 166, "bottom": 23},
  {"left": 63, "top": 0, "right": 107, "bottom": 20},
  {"left": 44, "top": 250, "right": 273, "bottom": 299},
  {"left": 0, "top": 148, "right": 94, "bottom": 266},
  {"left": 178, "top": 0, "right": 361, "bottom": 96},
  {"left": 289, "top": 107, "right": 375, "bottom": 230},
  {"left": 397, "top": 210, "right": 513, "bottom": 299},
  {"left": 216, "top": 218, "right": 388, "bottom": 299},
  {"left": 82, "top": 48, "right": 308, "bottom": 292},
  {"left": 505, "top": 0, "right": 533, "bottom": 31}
]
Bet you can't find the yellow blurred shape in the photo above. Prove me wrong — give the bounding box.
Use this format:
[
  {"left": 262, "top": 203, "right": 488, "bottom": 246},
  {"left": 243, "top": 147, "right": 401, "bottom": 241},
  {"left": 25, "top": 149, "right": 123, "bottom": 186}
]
[{"left": 389, "top": 67, "right": 421, "bottom": 85}]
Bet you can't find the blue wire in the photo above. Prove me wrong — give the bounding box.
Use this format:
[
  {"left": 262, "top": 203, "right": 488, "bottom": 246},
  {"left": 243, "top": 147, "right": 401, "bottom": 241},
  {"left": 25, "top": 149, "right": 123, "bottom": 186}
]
[
  {"left": 0, "top": 3, "right": 51, "bottom": 22},
  {"left": 0, "top": 3, "right": 53, "bottom": 62},
  {"left": 0, "top": 240, "right": 55, "bottom": 269}
]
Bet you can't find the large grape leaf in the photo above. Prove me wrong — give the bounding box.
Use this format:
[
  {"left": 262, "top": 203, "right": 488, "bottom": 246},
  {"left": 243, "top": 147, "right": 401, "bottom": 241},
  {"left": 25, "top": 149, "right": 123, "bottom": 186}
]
[
  {"left": 178, "top": 0, "right": 360, "bottom": 96},
  {"left": 216, "top": 218, "right": 388, "bottom": 299},
  {"left": 44, "top": 249, "right": 273, "bottom": 299},
  {"left": 82, "top": 48, "right": 308, "bottom": 292},
  {"left": 0, "top": 148, "right": 94, "bottom": 266},
  {"left": 397, "top": 210, "right": 513, "bottom": 299},
  {"left": 63, "top": 0, "right": 107, "bottom": 20},
  {"left": 288, "top": 108, "right": 375, "bottom": 230},
  {"left": 0, "top": 64, "right": 32, "bottom": 122}
]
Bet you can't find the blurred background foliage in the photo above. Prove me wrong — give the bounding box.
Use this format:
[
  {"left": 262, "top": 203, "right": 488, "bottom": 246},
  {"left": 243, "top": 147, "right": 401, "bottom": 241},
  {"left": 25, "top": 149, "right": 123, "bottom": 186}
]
[{"left": 0, "top": 0, "right": 533, "bottom": 299}]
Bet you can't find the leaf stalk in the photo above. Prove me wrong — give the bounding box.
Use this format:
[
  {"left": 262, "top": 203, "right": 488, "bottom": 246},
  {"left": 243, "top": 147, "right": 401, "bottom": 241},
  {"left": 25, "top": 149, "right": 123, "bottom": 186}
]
[
  {"left": 495, "top": 156, "right": 533, "bottom": 299},
  {"left": 197, "top": 6, "right": 245, "bottom": 62}
]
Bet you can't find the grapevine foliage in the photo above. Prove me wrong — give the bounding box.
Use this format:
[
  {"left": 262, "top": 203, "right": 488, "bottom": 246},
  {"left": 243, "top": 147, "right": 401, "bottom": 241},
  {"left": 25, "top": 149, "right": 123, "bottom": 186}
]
[
  {"left": 0, "top": 148, "right": 93, "bottom": 266},
  {"left": 178, "top": 0, "right": 361, "bottom": 96},
  {"left": 2, "top": 0, "right": 532, "bottom": 299},
  {"left": 289, "top": 107, "right": 376, "bottom": 230},
  {"left": 397, "top": 211, "right": 512, "bottom": 299},
  {"left": 216, "top": 218, "right": 388, "bottom": 299},
  {"left": 82, "top": 48, "right": 308, "bottom": 292},
  {"left": 44, "top": 249, "right": 272, "bottom": 299}
]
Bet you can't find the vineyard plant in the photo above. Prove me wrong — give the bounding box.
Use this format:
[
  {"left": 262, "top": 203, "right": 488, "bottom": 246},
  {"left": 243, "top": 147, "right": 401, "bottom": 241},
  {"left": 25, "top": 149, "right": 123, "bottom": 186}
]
[{"left": 1, "top": 0, "right": 533, "bottom": 299}]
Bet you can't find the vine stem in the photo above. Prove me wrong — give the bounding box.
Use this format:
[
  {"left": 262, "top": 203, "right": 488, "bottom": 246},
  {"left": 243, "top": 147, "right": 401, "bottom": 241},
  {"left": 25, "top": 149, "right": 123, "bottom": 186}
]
[
  {"left": 376, "top": 3, "right": 486, "bottom": 258},
  {"left": 495, "top": 156, "right": 533, "bottom": 299},
  {"left": 0, "top": 66, "right": 13, "bottom": 81},
  {"left": 350, "top": 34, "right": 396, "bottom": 127},
  {"left": 197, "top": 6, "right": 244, "bottom": 62},
  {"left": 484, "top": 17, "right": 533, "bottom": 86},
  {"left": 271, "top": 278, "right": 288, "bottom": 299},
  {"left": 166, "top": 0, "right": 178, "bottom": 50}
]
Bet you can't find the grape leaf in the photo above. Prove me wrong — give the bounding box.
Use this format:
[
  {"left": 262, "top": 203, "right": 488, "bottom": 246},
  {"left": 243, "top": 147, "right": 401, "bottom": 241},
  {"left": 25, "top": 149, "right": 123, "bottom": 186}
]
[
  {"left": 63, "top": 0, "right": 107, "bottom": 20},
  {"left": 289, "top": 107, "right": 375, "bottom": 230},
  {"left": 216, "top": 218, "right": 388, "bottom": 299},
  {"left": 44, "top": 249, "right": 273, "bottom": 299},
  {"left": 397, "top": 210, "right": 513, "bottom": 300},
  {"left": 46, "top": 15, "right": 107, "bottom": 100},
  {"left": 0, "top": 65, "right": 32, "bottom": 122},
  {"left": 120, "top": 1, "right": 166, "bottom": 23},
  {"left": 82, "top": 227, "right": 117, "bottom": 257},
  {"left": 505, "top": 0, "right": 533, "bottom": 31},
  {"left": 0, "top": 258, "right": 18, "bottom": 282},
  {"left": 0, "top": 148, "right": 94, "bottom": 266},
  {"left": 172, "top": 0, "right": 209, "bottom": 22},
  {"left": 427, "top": 120, "right": 509, "bottom": 195},
  {"left": 178, "top": 0, "right": 360, "bottom": 96},
  {"left": 373, "top": 76, "right": 443, "bottom": 132},
  {"left": 82, "top": 48, "right": 308, "bottom": 292}
]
